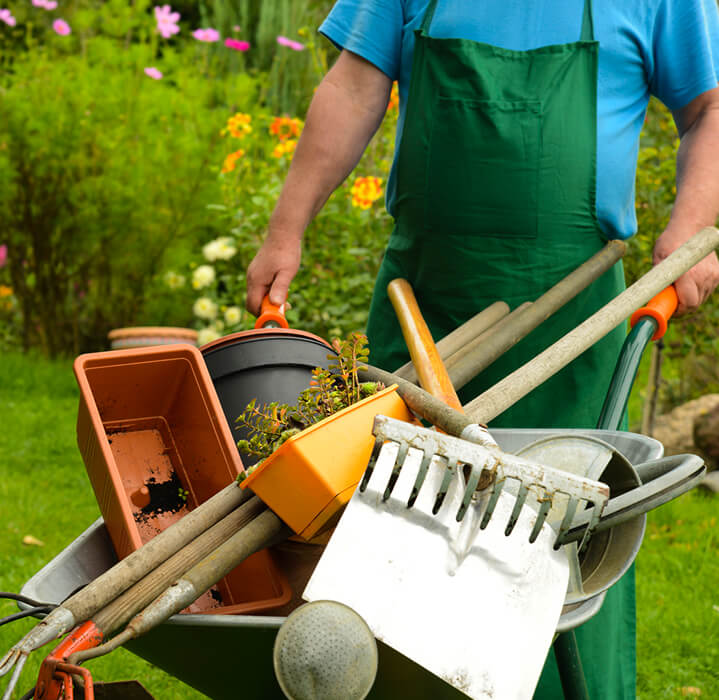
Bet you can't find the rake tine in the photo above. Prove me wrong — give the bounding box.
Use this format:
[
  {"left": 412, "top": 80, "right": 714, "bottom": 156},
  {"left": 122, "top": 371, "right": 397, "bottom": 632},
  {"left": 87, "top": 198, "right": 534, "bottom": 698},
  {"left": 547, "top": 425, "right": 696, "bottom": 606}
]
[
  {"left": 456, "top": 461, "right": 482, "bottom": 521},
  {"left": 1, "top": 652, "right": 27, "bottom": 700},
  {"left": 480, "top": 477, "right": 506, "bottom": 529},
  {"left": 432, "top": 457, "right": 457, "bottom": 514},
  {"left": 504, "top": 482, "right": 530, "bottom": 536},
  {"left": 360, "top": 436, "right": 385, "bottom": 492},
  {"left": 408, "top": 445, "right": 435, "bottom": 508},
  {"left": 554, "top": 496, "right": 581, "bottom": 550},
  {"left": 383, "top": 440, "right": 410, "bottom": 501},
  {"left": 529, "top": 495, "right": 553, "bottom": 543},
  {"left": 576, "top": 501, "right": 604, "bottom": 553}
]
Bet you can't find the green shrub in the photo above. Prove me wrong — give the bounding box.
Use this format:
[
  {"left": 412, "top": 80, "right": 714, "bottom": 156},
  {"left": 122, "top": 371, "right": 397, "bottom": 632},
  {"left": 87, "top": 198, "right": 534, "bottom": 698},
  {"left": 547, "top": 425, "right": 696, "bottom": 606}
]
[{"left": 0, "top": 2, "right": 259, "bottom": 355}]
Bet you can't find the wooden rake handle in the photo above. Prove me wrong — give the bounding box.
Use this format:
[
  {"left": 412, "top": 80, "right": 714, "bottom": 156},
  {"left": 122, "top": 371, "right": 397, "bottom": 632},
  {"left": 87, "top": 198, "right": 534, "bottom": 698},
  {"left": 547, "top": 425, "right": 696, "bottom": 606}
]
[{"left": 387, "top": 278, "right": 464, "bottom": 411}]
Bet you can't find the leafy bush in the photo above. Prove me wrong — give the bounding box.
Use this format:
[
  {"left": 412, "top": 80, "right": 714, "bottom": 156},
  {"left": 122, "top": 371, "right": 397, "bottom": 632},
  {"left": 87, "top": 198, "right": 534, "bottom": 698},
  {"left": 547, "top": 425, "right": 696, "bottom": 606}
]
[{"left": 0, "top": 0, "right": 258, "bottom": 355}]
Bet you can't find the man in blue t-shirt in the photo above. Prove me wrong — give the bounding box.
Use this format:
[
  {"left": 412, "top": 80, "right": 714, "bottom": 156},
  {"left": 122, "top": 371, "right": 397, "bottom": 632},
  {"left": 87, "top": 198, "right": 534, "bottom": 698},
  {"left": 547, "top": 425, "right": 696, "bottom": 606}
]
[{"left": 246, "top": 2, "right": 719, "bottom": 698}]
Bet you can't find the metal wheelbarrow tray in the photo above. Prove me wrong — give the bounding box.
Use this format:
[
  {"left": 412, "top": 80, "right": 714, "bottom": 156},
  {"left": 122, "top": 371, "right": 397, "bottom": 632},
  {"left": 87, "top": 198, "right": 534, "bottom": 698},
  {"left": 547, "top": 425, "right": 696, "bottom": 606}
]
[{"left": 21, "top": 427, "right": 662, "bottom": 700}]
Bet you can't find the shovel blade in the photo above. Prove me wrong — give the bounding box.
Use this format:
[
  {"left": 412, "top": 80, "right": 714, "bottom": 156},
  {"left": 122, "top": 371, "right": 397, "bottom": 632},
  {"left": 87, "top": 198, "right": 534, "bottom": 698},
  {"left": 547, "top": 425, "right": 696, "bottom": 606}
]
[{"left": 304, "top": 441, "right": 569, "bottom": 700}]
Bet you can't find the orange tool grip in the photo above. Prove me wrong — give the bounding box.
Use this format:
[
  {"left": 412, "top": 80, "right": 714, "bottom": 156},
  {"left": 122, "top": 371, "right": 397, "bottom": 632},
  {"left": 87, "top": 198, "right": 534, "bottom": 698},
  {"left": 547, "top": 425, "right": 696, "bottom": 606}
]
[
  {"left": 630, "top": 285, "right": 678, "bottom": 340},
  {"left": 387, "top": 279, "right": 464, "bottom": 412},
  {"left": 255, "top": 294, "right": 289, "bottom": 329}
]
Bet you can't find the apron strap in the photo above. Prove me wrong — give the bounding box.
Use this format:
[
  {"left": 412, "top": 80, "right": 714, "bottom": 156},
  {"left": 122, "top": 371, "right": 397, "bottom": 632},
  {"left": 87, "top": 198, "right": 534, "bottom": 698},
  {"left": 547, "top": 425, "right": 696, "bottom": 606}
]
[
  {"left": 420, "top": 0, "right": 439, "bottom": 34},
  {"left": 580, "top": 0, "right": 595, "bottom": 42}
]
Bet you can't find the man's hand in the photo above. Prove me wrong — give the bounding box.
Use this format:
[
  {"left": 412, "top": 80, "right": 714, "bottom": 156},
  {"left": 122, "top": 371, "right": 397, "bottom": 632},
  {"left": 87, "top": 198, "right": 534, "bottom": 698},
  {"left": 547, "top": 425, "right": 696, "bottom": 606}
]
[
  {"left": 653, "top": 227, "right": 719, "bottom": 314},
  {"left": 245, "top": 231, "right": 302, "bottom": 317}
]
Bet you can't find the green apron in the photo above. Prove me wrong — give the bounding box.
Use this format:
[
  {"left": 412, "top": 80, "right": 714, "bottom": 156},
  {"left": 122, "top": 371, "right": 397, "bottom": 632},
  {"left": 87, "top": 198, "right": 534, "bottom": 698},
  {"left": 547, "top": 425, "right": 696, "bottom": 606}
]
[{"left": 366, "top": 0, "right": 635, "bottom": 697}]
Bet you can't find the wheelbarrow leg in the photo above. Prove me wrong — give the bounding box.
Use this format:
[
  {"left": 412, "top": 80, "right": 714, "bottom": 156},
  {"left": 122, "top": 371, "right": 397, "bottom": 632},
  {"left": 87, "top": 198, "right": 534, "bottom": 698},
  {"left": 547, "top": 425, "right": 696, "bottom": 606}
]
[
  {"left": 553, "top": 632, "right": 590, "bottom": 700},
  {"left": 553, "top": 315, "right": 662, "bottom": 699}
]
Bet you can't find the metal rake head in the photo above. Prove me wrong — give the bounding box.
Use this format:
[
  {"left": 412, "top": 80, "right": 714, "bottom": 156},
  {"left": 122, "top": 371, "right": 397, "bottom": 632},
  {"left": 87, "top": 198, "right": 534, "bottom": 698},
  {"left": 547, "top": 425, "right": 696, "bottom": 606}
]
[{"left": 360, "top": 416, "right": 610, "bottom": 548}]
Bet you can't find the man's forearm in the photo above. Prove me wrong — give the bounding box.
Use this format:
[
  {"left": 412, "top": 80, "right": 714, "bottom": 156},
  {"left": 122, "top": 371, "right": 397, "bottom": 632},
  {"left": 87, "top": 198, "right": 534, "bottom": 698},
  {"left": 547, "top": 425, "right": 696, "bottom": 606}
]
[
  {"left": 269, "top": 53, "right": 392, "bottom": 241},
  {"left": 666, "top": 104, "right": 719, "bottom": 239}
]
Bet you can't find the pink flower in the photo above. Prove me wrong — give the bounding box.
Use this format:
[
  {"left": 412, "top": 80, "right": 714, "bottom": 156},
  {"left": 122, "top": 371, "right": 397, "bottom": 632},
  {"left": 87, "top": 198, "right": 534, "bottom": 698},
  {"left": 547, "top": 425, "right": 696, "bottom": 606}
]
[
  {"left": 224, "top": 38, "right": 249, "bottom": 52},
  {"left": 276, "top": 35, "right": 305, "bottom": 51},
  {"left": 144, "top": 66, "right": 163, "bottom": 80},
  {"left": 52, "top": 18, "right": 71, "bottom": 35},
  {"left": 192, "top": 27, "right": 220, "bottom": 42},
  {"left": 154, "top": 4, "right": 180, "bottom": 39},
  {"left": 0, "top": 244, "right": 7, "bottom": 268},
  {"left": 0, "top": 8, "right": 16, "bottom": 25},
  {"left": 32, "top": 0, "right": 57, "bottom": 9}
]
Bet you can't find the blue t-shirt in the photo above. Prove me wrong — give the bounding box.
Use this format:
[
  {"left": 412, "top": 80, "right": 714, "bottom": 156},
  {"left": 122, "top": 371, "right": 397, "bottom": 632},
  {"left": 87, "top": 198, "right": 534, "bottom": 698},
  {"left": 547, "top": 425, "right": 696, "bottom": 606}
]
[{"left": 320, "top": 0, "right": 719, "bottom": 239}]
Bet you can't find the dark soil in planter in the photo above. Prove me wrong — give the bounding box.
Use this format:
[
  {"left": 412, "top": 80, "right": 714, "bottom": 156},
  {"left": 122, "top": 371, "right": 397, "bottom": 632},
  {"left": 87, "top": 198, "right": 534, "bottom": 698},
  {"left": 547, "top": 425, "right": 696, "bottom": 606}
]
[{"left": 134, "top": 471, "right": 187, "bottom": 523}]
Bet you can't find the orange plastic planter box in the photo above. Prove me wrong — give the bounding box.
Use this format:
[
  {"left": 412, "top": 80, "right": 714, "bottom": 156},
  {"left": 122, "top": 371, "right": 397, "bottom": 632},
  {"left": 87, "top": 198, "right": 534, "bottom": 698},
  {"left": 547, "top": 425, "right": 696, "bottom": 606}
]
[
  {"left": 74, "top": 344, "right": 291, "bottom": 615},
  {"left": 241, "top": 385, "right": 413, "bottom": 541}
]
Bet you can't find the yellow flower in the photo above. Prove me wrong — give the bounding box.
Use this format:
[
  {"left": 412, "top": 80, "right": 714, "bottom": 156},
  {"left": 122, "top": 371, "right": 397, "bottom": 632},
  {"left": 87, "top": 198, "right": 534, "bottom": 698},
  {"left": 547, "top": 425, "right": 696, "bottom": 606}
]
[
  {"left": 387, "top": 81, "right": 399, "bottom": 111},
  {"left": 271, "top": 140, "right": 297, "bottom": 159},
  {"left": 269, "top": 116, "right": 302, "bottom": 141},
  {"left": 0, "top": 285, "right": 13, "bottom": 298},
  {"left": 350, "top": 176, "right": 383, "bottom": 209},
  {"left": 221, "top": 149, "right": 245, "bottom": 174},
  {"left": 223, "top": 113, "right": 253, "bottom": 139},
  {"left": 224, "top": 306, "right": 242, "bottom": 325}
]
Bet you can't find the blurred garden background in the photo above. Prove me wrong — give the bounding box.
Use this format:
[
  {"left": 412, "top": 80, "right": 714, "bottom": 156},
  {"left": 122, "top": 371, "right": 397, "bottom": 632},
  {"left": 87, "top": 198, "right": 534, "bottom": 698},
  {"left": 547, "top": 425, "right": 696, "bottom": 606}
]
[{"left": 0, "top": 0, "right": 717, "bottom": 698}]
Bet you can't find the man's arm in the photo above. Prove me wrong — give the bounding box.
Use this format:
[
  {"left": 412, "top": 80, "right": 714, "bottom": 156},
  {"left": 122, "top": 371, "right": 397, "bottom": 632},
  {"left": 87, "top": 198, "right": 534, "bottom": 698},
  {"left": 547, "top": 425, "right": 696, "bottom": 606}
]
[
  {"left": 653, "top": 86, "right": 719, "bottom": 313},
  {"left": 245, "top": 50, "right": 392, "bottom": 316}
]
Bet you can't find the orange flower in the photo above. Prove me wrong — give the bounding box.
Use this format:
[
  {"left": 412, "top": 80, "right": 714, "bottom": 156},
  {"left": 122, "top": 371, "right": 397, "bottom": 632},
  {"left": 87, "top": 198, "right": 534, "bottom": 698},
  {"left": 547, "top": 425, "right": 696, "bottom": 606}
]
[
  {"left": 271, "top": 139, "right": 297, "bottom": 159},
  {"left": 221, "top": 149, "right": 245, "bottom": 173},
  {"left": 350, "top": 176, "right": 383, "bottom": 209},
  {"left": 269, "top": 116, "right": 302, "bottom": 141},
  {"left": 387, "top": 81, "right": 399, "bottom": 111},
  {"left": 223, "top": 113, "right": 252, "bottom": 139}
]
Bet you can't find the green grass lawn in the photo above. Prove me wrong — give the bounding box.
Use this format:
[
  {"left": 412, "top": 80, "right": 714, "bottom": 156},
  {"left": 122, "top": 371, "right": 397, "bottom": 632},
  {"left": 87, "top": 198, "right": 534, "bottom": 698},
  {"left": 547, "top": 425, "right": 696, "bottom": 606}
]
[{"left": 0, "top": 349, "right": 716, "bottom": 699}]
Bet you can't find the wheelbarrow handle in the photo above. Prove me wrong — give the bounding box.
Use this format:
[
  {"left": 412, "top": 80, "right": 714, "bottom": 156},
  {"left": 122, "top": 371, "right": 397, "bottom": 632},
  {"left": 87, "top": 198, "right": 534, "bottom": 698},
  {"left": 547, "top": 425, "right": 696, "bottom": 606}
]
[
  {"left": 255, "top": 294, "right": 289, "bottom": 329},
  {"left": 560, "top": 453, "right": 706, "bottom": 544},
  {"left": 629, "top": 285, "right": 678, "bottom": 340}
]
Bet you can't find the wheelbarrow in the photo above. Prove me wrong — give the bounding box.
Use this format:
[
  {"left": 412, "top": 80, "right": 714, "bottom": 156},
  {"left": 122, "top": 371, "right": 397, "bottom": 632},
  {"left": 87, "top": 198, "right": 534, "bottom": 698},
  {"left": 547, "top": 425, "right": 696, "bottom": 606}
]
[{"left": 14, "top": 284, "right": 704, "bottom": 699}]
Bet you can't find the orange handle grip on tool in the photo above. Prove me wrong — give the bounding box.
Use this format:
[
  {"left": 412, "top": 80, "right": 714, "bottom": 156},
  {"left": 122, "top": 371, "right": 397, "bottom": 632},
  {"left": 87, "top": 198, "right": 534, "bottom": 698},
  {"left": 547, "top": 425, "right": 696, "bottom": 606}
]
[
  {"left": 629, "top": 285, "right": 678, "bottom": 340},
  {"left": 255, "top": 295, "right": 289, "bottom": 329},
  {"left": 387, "top": 278, "right": 464, "bottom": 412}
]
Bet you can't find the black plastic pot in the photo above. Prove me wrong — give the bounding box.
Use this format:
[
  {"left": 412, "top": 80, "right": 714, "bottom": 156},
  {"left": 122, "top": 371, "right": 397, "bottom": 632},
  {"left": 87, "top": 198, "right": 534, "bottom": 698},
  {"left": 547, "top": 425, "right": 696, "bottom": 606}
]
[{"left": 200, "top": 329, "right": 335, "bottom": 465}]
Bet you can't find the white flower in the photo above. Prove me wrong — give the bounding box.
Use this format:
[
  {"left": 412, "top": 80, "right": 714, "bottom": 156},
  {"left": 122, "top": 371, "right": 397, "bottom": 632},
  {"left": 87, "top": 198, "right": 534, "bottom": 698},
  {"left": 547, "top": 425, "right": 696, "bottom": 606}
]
[
  {"left": 192, "top": 264, "right": 216, "bottom": 289},
  {"left": 202, "top": 237, "right": 237, "bottom": 261},
  {"left": 224, "top": 306, "right": 242, "bottom": 325},
  {"left": 197, "top": 327, "right": 222, "bottom": 346},
  {"left": 193, "top": 297, "right": 218, "bottom": 320},
  {"left": 213, "top": 319, "right": 225, "bottom": 331},
  {"left": 163, "top": 270, "right": 186, "bottom": 289}
]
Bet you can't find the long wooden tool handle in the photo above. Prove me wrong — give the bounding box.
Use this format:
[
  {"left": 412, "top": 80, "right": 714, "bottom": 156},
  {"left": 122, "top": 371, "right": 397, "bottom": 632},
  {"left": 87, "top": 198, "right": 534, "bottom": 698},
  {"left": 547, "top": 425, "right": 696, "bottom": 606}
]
[
  {"left": 444, "top": 239, "right": 627, "bottom": 391},
  {"left": 393, "top": 301, "right": 510, "bottom": 382},
  {"left": 464, "top": 226, "right": 719, "bottom": 424},
  {"left": 388, "top": 279, "right": 464, "bottom": 411}
]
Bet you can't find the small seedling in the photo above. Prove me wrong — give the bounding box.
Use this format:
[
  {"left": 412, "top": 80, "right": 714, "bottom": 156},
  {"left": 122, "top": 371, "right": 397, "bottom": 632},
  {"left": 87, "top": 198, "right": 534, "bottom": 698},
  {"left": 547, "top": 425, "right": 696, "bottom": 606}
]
[
  {"left": 235, "top": 333, "right": 384, "bottom": 466},
  {"left": 178, "top": 487, "right": 189, "bottom": 503}
]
